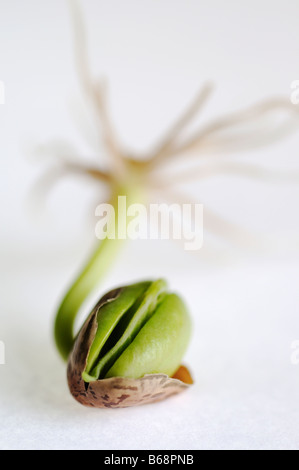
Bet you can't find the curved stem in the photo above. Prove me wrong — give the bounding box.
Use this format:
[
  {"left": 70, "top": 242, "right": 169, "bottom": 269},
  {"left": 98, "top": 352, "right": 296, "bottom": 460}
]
[
  {"left": 54, "top": 186, "right": 141, "bottom": 361},
  {"left": 54, "top": 236, "right": 124, "bottom": 361}
]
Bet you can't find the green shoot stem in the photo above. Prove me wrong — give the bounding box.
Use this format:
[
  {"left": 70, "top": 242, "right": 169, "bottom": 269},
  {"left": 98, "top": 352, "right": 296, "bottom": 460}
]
[{"left": 54, "top": 185, "right": 142, "bottom": 361}]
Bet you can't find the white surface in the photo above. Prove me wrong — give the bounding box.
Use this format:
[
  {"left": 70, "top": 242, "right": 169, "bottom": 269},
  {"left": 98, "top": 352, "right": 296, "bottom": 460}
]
[
  {"left": 1, "top": 254, "right": 299, "bottom": 450},
  {"left": 0, "top": 0, "right": 299, "bottom": 450}
]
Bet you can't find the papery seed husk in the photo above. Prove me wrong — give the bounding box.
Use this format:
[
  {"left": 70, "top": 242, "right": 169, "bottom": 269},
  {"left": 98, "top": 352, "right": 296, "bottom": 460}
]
[{"left": 67, "top": 287, "right": 192, "bottom": 408}]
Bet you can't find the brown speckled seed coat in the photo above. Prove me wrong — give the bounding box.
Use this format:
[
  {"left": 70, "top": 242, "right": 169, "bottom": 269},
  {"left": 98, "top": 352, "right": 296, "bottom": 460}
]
[{"left": 67, "top": 287, "right": 191, "bottom": 408}]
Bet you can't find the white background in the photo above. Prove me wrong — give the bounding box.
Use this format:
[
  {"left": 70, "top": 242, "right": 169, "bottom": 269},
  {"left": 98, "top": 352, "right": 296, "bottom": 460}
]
[{"left": 0, "top": 0, "right": 299, "bottom": 450}]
